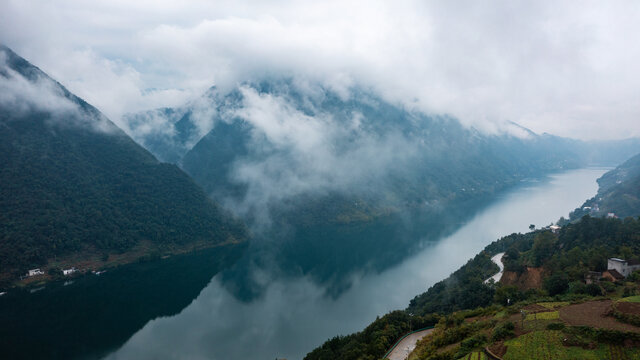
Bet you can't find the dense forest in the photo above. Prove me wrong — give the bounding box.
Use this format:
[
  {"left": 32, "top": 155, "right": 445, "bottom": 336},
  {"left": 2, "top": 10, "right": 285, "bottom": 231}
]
[{"left": 0, "top": 46, "right": 248, "bottom": 283}]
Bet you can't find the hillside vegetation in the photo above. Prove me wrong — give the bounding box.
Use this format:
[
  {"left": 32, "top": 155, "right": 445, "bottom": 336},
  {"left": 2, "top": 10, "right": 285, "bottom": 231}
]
[
  {"left": 0, "top": 46, "right": 248, "bottom": 284},
  {"left": 570, "top": 153, "right": 640, "bottom": 221}
]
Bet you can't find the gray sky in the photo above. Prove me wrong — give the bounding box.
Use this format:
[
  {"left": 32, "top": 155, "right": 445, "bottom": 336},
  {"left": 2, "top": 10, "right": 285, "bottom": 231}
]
[{"left": 1, "top": 0, "right": 639, "bottom": 140}]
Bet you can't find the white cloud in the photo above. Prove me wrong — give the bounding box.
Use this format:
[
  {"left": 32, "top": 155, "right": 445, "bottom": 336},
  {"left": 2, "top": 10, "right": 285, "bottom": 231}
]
[
  {"left": 227, "top": 86, "right": 416, "bottom": 217},
  {"left": 1, "top": 0, "right": 639, "bottom": 139}
]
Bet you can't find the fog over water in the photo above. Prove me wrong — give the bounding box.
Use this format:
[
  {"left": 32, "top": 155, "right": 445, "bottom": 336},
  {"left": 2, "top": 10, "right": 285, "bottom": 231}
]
[{"left": 106, "top": 168, "right": 605, "bottom": 360}]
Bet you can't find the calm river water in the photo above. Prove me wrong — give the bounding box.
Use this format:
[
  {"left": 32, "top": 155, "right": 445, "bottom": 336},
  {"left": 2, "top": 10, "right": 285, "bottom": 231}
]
[{"left": 106, "top": 168, "right": 606, "bottom": 360}]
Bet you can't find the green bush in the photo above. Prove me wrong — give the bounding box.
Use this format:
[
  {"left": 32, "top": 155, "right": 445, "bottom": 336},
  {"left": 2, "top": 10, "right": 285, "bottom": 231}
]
[
  {"left": 601, "top": 281, "right": 616, "bottom": 293},
  {"left": 492, "top": 321, "right": 515, "bottom": 341},
  {"left": 585, "top": 283, "right": 603, "bottom": 296},
  {"left": 568, "top": 281, "right": 586, "bottom": 294},
  {"left": 623, "top": 286, "right": 637, "bottom": 297},
  {"left": 546, "top": 322, "right": 565, "bottom": 330},
  {"left": 544, "top": 273, "right": 569, "bottom": 296},
  {"left": 459, "top": 334, "right": 487, "bottom": 353}
]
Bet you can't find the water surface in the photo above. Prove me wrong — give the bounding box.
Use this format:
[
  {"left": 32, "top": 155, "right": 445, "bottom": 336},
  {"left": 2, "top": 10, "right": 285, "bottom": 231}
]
[{"left": 106, "top": 168, "right": 605, "bottom": 360}]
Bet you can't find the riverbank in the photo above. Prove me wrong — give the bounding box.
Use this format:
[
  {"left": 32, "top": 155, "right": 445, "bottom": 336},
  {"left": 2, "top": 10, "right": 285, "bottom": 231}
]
[{"left": 1, "top": 238, "right": 245, "bottom": 290}]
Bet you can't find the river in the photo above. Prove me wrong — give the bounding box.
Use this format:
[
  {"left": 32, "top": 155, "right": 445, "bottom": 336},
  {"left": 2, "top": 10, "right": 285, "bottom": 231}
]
[{"left": 104, "top": 168, "right": 606, "bottom": 360}]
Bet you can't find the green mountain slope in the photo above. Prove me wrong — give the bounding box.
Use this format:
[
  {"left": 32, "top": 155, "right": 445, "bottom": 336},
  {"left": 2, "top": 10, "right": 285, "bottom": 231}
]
[
  {"left": 0, "top": 46, "right": 248, "bottom": 283},
  {"left": 569, "top": 153, "right": 640, "bottom": 221}
]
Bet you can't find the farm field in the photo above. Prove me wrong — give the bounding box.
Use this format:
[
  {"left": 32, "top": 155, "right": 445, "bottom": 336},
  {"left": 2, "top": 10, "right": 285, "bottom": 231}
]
[
  {"left": 559, "top": 300, "right": 640, "bottom": 332},
  {"left": 503, "top": 330, "right": 640, "bottom": 360},
  {"left": 525, "top": 311, "right": 558, "bottom": 321},
  {"left": 503, "top": 330, "right": 608, "bottom": 360},
  {"left": 460, "top": 351, "right": 488, "bottom": 360},
  {"left": 620, "top": 296, "right": 640, "bottom": 303},
  {"left": 537, "top": 302, "right": 569, "bottom": 309}
]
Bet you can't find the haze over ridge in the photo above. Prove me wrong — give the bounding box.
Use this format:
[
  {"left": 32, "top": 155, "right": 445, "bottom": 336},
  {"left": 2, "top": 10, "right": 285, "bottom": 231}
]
[{"left": 1, "top": 1, "right": 639, "bottom": 140}]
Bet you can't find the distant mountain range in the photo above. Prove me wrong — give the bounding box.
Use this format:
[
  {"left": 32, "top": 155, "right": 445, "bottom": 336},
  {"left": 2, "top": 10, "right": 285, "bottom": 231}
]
[
  {"left": 0, "top": 45, "right": 247, "bottom": 284},
  {"left": 126, "top": 79, "right": 640, "bottom": 288}
]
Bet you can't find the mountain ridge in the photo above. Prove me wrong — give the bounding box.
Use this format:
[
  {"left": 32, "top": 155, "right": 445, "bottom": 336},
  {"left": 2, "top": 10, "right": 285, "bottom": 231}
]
[{"left": 0, "top": 46, "right": 248, "bottom": 285}]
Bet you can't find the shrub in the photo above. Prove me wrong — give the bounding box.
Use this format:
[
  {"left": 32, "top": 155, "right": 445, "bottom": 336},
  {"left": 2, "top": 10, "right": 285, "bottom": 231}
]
[
  {"left": 544, "top": 273, "right": 569, "bottom": 296},
  {"left": 491, "top": 321, "right": 515, "bottom": 341},
  {"left": 623, "top": 286, "right": 637, "bottom": 297},
  {"left": 568, "top": 281, "right": 586, "bottom": 294},
  {"left": 459, "top": 334, "right": 487, "bottom": 352},
  {"left": 546, "top": 322, "right": 565, "bottom": 330},
  {"left": 601, "top": 281, "right": 615, "bottom": 293},
  {"left": 585, "top": 283, "right": 603, "bottom": 296}
]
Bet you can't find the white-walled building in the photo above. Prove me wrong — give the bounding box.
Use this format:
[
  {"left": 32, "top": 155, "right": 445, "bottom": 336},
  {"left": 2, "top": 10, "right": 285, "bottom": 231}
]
[
  {"left": 608, "top": 258, "right": 640, "bottom": 277},
  {"left": 27, "top": 268, "right": 44, "bottom": 277}
]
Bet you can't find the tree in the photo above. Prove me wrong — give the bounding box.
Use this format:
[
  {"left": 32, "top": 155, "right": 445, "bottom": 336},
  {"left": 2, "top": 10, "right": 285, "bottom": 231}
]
[
  {"left": 532, "top": 232, "right": 558, "bottom": 267},
  {"left": 529, "top": 224, "right": 535, "bottom": 231},
  {"left": 544, "top": 273, "right": 569, "bottom": 296},
  {"left": 585, "top": 283, "right": 603, "bottom": 296},
  {"left": 494, "top": 285, "right": 522, "bottom": 305}
]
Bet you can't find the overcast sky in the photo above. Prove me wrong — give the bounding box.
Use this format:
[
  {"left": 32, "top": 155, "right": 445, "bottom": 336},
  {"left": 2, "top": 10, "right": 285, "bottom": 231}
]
[{"left": 1, "top": 0, "right": 639, "bottom": 140}]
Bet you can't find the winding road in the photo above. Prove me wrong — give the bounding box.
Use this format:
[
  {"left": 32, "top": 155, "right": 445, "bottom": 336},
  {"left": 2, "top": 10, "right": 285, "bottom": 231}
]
[
  {"left": 484, "top": 252, "right": 505, "bottom": 284},
  {"left": 386, "top": 328, "right": 434, "bottom": 360}
]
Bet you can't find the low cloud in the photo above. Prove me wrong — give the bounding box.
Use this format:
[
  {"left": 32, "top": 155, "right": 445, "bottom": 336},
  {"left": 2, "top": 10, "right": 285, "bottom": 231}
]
[
  {"left": 0, "top": 50, "right": 117, "bottom": 134},
  {"left": 1, "top": 1, "right": 640, "bottom": 139},
  {"left": 224, "top": 85, "right": 418, "bottom": 216}
]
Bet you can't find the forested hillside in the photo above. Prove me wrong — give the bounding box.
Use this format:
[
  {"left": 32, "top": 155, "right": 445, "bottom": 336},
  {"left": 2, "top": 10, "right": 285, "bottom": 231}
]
[
  {"left": 570, "top": 153, "right": 640, "bottom": 221},
  {"left": 0, "top": 46, "right": 248, "bottom": 283}
]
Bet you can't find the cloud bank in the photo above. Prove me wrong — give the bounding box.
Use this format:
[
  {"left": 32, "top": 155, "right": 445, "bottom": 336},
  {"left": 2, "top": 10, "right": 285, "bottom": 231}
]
[{"left": 1, "top": 0, "right": 639, "bottom": 139}]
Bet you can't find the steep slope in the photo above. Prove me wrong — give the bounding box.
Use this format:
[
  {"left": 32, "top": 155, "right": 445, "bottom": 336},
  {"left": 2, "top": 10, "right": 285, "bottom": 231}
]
[
  {"left": 0, "top": 46, "right": 248, "bottom": 283},
  {"left": 569, "top": 152, "right": 640, "bottom": 220}
]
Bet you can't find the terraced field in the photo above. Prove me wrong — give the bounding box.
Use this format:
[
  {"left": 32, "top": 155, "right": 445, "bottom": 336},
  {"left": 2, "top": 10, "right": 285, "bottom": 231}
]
[{"left": 460, "top": 351, "right": 488, "bottom": 360}]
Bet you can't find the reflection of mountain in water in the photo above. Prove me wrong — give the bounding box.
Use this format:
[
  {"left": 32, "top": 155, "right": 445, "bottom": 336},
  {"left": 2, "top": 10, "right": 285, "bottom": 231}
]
[
  {"left": 219, "top": 193, "right": 496, "bottom": 301},
  {"left": 0, "top": 244, "right": 246, "bottom": 360}
]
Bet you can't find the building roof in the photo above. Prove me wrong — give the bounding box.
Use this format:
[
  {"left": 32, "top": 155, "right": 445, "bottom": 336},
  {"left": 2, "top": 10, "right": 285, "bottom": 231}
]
[
  {"left": 604, "top": 269, "right": 625, "bottom": 280},
  {"left": 609, "top": 258, "right": 626, "bottom": 263}
]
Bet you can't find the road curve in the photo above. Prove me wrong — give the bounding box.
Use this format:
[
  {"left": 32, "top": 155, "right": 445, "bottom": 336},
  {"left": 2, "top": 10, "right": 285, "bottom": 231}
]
[
  {"left": 484, "top": 252, "right": 505, "bottom": 284},
  {"left": 386, "top": 328, "right": 434, "bottom": 360}
]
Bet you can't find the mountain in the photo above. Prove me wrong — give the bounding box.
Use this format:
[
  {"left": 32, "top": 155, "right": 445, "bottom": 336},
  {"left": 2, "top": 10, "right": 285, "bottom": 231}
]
[
  {"left": 569, "top": 152, "right": 640, "bottom": 221},
  {"left": 126, "top": 79, "right": 640, "bottom": 290},
  {"left": 0, "top": 46, "right": 248, "bottom": 284}
]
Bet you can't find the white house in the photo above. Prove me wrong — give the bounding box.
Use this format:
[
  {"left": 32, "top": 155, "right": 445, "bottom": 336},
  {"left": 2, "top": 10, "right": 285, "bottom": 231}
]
[
  {"left": 27, "top": 268, "right": 44, "bottom": 277},
  {"left": 549, "top": 225, "right": 561, "bottom": 234},
  {"left": 608, "top": 258, "right": 640, "bottom": 277},
  {"left": 63, "top": 268, "right": 77, "bottom": 276},
  {"left": 607, "top": 213, "right": 617, "bottom": 218}
]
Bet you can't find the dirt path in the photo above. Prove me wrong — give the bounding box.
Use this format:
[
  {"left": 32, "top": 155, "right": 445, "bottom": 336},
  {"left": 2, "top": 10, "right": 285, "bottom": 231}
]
[{"left": 386, "top": 328, "right": 434, "bottom": 360}]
